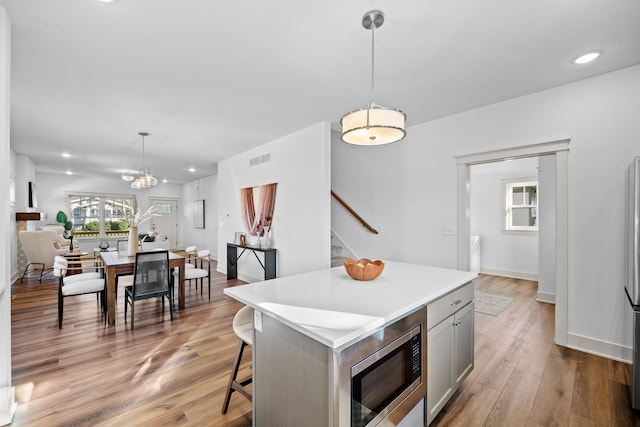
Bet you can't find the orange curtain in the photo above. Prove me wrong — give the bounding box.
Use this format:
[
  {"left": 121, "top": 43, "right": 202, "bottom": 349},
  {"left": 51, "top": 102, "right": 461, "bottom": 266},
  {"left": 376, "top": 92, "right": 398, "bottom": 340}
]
[
  {"left": 240, "top": 187, "right": 255, "bottom": 234},
  {"left": 256, "top": 183, "right": 277, "bottom": 236}
]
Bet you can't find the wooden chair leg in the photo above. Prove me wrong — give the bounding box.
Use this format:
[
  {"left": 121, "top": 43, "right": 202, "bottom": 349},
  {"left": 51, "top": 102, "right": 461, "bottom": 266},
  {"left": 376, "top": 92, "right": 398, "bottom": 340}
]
[{"left": 221, "top": 339, "right": 252, "bottom": 414}]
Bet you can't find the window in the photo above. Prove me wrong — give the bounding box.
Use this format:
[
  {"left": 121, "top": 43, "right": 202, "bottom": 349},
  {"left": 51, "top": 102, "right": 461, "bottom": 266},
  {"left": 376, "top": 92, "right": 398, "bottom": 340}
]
[
  {"left": 504, "top": 181, "right": 538, "bottom": 231},
  {"left": 67, "top": 193, "right": 135, "bottom": 239}
]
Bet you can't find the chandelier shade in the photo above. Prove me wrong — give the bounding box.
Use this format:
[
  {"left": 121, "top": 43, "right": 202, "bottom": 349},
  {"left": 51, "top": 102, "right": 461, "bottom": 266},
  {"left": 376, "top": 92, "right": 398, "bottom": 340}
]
[
  {"left": 121, "top": 132, "right": 157, "bottom": 189},
  {"left": 120, "top": 170, "right": 135, "bottom": 182},
  {"left": 341, "top": 10, "right": 406, "bottom": 146}
]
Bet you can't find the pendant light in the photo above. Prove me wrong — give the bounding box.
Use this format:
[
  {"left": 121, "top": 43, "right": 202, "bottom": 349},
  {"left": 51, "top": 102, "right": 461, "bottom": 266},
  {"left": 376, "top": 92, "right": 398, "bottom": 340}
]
[
  {"left": 121, "top": 132, "right": 157, "bottom": 189},
  {"left": 341, "top": 10, "right": 406, "bottom": 146}
]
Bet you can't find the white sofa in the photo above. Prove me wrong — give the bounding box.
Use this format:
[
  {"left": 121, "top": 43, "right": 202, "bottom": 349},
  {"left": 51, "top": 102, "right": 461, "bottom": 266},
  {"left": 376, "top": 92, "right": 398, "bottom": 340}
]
[{"left": 139, "top": 232, "right": 170, "bottom": 251}]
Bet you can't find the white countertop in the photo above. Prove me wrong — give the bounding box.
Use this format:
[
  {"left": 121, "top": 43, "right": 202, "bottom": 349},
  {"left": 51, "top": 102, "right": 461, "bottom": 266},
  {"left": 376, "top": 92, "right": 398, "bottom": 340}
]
[{"left": 224, "top": 261, "right": 477, "bottom": 349}]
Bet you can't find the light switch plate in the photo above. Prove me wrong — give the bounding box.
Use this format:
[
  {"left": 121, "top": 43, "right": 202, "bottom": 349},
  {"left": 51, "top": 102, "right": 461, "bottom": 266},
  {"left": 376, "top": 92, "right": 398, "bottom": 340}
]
[{"left": 442, "top": 226, "right": 457, "bottom": 236}]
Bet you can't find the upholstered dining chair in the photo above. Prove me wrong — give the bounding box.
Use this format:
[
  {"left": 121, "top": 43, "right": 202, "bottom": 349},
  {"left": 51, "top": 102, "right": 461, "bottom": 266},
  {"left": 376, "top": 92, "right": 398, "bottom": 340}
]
[
  {"left": 222, "top": 305, "right": 253, "bottom": 414},
  {"left": 53, "top": 255, "right": 106, "bottom": 328},
  {"left": 124, "top": 250, "right": 173, "bottom": 329},
  {"left": 174, "top": 249, "right": 211, "bottom": 299},
  {"left": 184, "top": 245, "right": 197, "bottom": 269},
  {"left": 19, "top": 229, "right": 69, "bottom": 283}
]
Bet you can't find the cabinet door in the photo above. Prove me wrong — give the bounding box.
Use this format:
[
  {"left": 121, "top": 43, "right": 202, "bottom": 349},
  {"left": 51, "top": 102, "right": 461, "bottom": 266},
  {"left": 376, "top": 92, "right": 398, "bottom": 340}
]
[
  {"left": 453, "top": 302, "right": 474, "bottom": 386},
  {"left": 427, "top": 316, "right": 454, "bottom": 425}
]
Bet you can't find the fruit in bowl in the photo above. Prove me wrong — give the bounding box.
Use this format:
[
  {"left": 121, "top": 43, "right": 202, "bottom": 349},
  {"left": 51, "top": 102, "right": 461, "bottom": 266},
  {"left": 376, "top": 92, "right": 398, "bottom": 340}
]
[{"left": 343, "top": 258, "right": 385, "bottom": 281}]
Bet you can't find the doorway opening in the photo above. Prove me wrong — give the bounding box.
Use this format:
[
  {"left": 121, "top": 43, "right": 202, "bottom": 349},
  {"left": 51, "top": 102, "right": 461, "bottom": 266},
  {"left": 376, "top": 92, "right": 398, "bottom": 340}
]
[
  {"left": 148, "top": 198, "right": 179, "bottom": 250},
  {"left": 456, "top": 140, "right": 569, "bottom": 346}
]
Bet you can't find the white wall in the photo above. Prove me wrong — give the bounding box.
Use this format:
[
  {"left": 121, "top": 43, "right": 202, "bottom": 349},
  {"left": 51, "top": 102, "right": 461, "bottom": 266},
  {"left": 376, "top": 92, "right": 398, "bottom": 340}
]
[
  {"left": 9, "top": 151, "right": 16, "bottom": 281},
  {"left": 470, "top": 157, "right": 539, "bottom": 279},
  {"left": 332, "top": 64, "right": 640, "bottom": 361},
  {"left": 33, "top": 172, "right": 182, "bottom": 256},
  {"left": 181, "top": 175, "right": 218, "bottom": 259},
  {"left": 13, "top": 154, "right": 35, "bottom": 215},
  {"left": 0, "top": 7, "right": 16, "bottom": 424},
  {"left": 538, "top": 154, "right": 556, "bottom": 303},
  {"left": 217, "top": 122, "right": 331, "bottom": 281}
]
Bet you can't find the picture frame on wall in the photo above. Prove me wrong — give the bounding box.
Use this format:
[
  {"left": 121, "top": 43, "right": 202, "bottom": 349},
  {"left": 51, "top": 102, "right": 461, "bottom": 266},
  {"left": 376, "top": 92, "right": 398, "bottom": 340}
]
[
  {"left": 28, "top": 181, "right": 37, "bottom": 208},
  {"left": 193, "top": 199, "right": 205, "bottom": 229}
]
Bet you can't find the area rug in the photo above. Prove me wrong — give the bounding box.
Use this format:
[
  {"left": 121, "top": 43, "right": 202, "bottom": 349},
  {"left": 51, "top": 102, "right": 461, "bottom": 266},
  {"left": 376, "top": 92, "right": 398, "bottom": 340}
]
[{"left": 474, "top": 291, "right": 513, "bottom": 316}]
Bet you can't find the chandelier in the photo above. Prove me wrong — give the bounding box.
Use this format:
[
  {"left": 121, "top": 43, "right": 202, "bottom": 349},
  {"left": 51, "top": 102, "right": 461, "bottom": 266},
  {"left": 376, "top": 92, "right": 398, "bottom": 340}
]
[
  {"left": 341, "top": 10, "right": 406, "bottom": 146},
  {"left": 121, "top": 132, "right": 158, "bottom": 189}
]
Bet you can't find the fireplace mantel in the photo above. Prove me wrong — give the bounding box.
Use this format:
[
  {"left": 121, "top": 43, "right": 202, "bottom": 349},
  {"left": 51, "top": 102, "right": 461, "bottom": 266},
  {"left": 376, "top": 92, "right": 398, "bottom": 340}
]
[{"left": 15, "top": 212, "right": 41, "bottom": 221}]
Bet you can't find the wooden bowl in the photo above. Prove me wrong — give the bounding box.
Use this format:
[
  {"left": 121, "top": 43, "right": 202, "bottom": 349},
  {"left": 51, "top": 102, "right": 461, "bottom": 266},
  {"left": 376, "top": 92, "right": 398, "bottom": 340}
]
[{"left": 344, "top": 258, "right": 385, "bottom": 281}]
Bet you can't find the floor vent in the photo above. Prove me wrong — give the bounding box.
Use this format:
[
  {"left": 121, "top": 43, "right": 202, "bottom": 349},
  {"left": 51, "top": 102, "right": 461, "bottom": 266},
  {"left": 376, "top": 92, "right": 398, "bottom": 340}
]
[{"left": 250, "top": 153, "right": 271, "bottom": 166}]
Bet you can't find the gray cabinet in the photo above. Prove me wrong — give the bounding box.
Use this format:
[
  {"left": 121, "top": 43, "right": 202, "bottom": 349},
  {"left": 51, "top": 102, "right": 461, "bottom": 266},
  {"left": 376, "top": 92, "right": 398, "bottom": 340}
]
[{"left": 426, "top": 282, "right": 474, "bottom": 425}]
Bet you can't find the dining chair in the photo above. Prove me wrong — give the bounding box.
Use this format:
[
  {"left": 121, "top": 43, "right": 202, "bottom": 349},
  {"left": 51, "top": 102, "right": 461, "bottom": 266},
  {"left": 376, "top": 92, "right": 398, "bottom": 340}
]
[
  {"left": 222, "top": 305, "right": 253, "bottom": 414},
  {"left": 175, "top": 249, "right": 211, "bottom": 299},
  {"left": 53, "top": 255, "right": 106, "bottom": 328},
  {"left": 116, "top": 239, "right": 128, "bottom": 252},
  {"left": 124, "top": 250, "right": 173, "bottom": 329},
  {"left": 184, "top": 245, "right": 197, "bottom": 269}
]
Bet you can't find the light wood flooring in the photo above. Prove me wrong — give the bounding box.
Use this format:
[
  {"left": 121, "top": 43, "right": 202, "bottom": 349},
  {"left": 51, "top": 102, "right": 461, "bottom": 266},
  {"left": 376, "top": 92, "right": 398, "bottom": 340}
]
[
  {"left": 432, "top": 274, "right": 639, "bottom": 427},
  {"left": 9, "top": 271, "right": 640, "bottom": 426},
  {"left": 10, "top": 265, "right": 253, "bottom": 426}
]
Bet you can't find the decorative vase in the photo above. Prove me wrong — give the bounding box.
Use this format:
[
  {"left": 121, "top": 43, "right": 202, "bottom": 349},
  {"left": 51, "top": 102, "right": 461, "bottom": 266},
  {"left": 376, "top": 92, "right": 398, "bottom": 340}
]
[
  {"left": 99, "top": 239, "right": 110, "bottom": 250},
  {"left": 261, "top": 230, "right": 273, "bottom": 249},
  {"left": 128, "top": 226, "right": 138, "bottom": 256}
]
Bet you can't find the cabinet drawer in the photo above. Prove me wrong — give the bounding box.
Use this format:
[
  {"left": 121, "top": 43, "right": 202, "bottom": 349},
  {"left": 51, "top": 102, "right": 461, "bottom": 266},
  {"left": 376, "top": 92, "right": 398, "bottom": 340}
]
[{"left": 427, "top": 282, "right": 474, "bottom": 329}]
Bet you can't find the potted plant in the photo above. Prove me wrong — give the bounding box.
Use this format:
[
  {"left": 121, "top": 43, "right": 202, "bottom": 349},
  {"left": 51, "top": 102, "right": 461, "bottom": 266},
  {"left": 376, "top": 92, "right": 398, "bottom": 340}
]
[{"left": 56, "top": 211, "right": 74, "bottom": 248}]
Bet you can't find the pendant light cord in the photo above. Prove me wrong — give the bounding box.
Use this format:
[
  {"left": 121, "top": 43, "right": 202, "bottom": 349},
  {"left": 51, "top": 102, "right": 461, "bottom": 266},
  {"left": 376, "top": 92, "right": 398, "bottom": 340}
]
[
  {"left": 141, "top": 133, "right": 146, "bottom": 170},
  {"left": 369, "top": 24, "right": 376, "bottom": 107}
]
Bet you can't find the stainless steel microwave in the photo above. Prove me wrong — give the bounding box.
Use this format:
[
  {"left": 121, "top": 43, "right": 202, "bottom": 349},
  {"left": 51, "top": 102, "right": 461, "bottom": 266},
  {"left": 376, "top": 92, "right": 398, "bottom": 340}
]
[{"left": 335, "top": 307, "right": 427, "bottom": 426}]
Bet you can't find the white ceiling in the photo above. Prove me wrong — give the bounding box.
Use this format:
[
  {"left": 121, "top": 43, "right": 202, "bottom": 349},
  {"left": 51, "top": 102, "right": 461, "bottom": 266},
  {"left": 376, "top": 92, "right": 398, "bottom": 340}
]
[{"left": 2, "top": 0, "right": 640, "bottom": 184}]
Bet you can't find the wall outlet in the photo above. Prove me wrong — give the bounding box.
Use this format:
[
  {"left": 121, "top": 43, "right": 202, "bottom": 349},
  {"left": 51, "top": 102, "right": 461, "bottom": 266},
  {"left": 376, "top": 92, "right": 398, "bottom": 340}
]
[{"left": 442, "top": 226, "right": 457, "bottom": 236}]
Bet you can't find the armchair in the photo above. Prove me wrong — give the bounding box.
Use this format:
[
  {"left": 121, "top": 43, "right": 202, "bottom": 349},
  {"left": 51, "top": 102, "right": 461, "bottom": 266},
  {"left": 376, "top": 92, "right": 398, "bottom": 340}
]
[
  {"left": 18, "top": 229, "right": 69, "bottom": 282},
  {"left": 40, "top": 225, "right": 71, "bottom": 249}
]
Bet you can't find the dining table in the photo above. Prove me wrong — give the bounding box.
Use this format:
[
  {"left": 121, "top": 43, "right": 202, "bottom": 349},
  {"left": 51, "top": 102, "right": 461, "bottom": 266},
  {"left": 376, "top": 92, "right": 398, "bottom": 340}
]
[{"left": 100, "top": 250, "right": 186, "bottom": 326}]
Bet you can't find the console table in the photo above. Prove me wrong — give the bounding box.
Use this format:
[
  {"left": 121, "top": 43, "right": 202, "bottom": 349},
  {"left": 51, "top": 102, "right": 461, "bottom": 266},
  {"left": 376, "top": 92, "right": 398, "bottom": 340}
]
[{"left": 227, "top": 243, "right": 277, "bottom": 281}]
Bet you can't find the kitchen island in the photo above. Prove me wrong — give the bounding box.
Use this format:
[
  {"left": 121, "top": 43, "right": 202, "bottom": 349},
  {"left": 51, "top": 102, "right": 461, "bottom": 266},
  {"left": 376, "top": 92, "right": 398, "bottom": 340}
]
[{"left": 224, "top": 261, "right": 477, "bottom": 426}]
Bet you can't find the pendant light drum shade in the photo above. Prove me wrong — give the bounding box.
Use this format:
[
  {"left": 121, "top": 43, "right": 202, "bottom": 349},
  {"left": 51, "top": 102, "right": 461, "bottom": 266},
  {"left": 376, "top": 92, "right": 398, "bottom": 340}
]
[
  {"left": 341, "top": 105, "right": 406, "bottom": 146},
  {"left": 340, "top": 10, "right": 406, "bottom": 146}
]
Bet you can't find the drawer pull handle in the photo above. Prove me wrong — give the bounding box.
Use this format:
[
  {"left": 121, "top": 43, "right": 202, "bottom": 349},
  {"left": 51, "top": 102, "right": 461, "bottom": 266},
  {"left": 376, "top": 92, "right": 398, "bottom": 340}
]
[{"left": 450, "top": 299, "right": 462, "bottom": 306}]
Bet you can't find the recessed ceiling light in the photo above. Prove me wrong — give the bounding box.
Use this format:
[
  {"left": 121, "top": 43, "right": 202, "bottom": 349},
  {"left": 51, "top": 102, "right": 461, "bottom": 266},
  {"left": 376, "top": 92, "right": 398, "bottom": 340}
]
[
  {"left": 573, "top": 51, "right": 601, "bottom": 65},
  {"left": 98, "top": 0, "right": 115, "bottom": 3},
  {"left": 188, "top": 167, "right": 195, "bottom": 173},
  {"left": 66, "top": 171, "right": 73, "bottom": 175},
  {"left": 162, "top": 179, "right": 168, "bottom": 183},
  {"left": 61, "top": 152, "right": 71, "bottom": 158}
]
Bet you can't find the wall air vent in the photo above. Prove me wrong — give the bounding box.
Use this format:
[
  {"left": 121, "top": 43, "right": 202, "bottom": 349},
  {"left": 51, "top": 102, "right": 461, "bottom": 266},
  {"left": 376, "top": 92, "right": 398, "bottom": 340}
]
[{"left": 250, "top": 153, "right": 271, "bottom": 166}]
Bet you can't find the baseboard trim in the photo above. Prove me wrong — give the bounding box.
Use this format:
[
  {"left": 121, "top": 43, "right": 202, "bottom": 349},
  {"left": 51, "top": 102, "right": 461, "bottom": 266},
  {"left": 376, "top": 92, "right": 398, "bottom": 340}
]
[
  {"left": 480, "top": 268, "right": 538, "bottom": 281},
  {"left": 215, "top": 266, "right": 261, "bottom": 284},
  {"left": 566, "top": 332, "right": 632, "bottom": 364},
  {"left": 536, "top": 292, "right": 556, "bottom": 304},
  {"left": 0, "top": 386, "right": 17, "bottom": 426}
]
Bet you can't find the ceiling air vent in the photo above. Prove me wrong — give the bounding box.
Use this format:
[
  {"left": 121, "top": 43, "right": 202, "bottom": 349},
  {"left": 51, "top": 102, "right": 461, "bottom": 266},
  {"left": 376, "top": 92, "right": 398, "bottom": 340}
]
[{"left": 250, "top": 153, "right": 271, "bottom": 166}]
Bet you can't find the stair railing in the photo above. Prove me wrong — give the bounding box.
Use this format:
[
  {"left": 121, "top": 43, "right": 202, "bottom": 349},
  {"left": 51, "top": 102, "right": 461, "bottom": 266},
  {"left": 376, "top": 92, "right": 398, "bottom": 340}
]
[{"left": 331, "top": 190, "right": 379, "bottom": 235}]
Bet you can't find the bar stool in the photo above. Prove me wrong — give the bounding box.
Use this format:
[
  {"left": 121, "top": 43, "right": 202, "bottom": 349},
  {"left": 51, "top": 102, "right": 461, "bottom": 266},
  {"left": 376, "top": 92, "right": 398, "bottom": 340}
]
[{"left": 221, "top": 305, "right": 253, "bottom": 414}]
